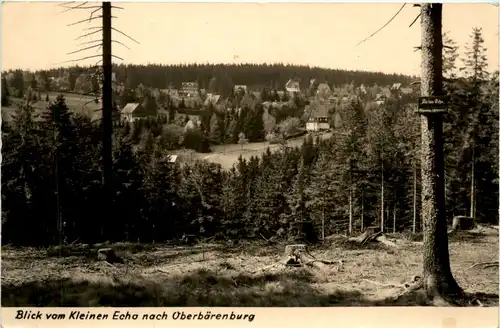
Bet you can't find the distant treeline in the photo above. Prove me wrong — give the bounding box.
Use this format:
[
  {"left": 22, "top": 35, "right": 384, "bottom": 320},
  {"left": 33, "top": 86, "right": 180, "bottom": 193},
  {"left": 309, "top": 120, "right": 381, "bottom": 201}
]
[{"left": 6, "top": 63, "right": 414, "bottom": 94}]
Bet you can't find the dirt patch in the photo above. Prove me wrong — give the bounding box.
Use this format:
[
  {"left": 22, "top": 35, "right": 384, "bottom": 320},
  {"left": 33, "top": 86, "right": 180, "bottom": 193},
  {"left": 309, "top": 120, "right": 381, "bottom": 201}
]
[{"left": 2, "top": 232, "right": 498, "bottom": 306}]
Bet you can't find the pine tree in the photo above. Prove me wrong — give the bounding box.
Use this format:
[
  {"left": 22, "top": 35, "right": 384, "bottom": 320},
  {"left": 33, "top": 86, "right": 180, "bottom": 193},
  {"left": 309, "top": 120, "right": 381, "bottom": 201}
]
[
  {"left": 1, "top": 75, "right": 10, "bottom": 106},
  {"left": 209, "top": 113, "right": 222, "bottom": 144},
  {"left": 462, "top": 27, "right": 489, "bottom": 84},
  {"left": 442, "top": 31, "right": 459, "bottom": 79}
]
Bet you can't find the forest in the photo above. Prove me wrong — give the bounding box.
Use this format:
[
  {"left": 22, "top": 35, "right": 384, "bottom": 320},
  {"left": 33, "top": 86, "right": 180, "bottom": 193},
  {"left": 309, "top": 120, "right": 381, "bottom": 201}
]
[
  {"left": 1, "top": 29, "right": 498, "bottom": 247},
  {"left": 3, "top": 62, "right": 413, "bottom": 99}
]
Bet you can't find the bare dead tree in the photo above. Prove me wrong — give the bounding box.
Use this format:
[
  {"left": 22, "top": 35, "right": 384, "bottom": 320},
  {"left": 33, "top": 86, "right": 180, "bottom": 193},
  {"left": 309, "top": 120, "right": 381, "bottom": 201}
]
[{"left": 59, "top": 2, "right": 138, "bottom": 244}]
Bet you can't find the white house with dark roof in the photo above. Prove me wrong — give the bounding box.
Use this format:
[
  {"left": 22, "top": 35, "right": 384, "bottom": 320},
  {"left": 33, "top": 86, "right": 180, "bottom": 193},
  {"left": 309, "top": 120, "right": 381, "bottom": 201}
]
[
  {"left": 285, "top": 79, "right": 301, "bottom": 94},
  {"left": 180, "top": 82, "right": 199, "bottom": 97},
  {"left": 306, "top": 103, "right": 330, "bottom": 132},
  {"left": 121, "top": 101, "right": 157, "bottom": 123},
  {"left": 204, "top": 94, "right": 221, "bottom": 106}
]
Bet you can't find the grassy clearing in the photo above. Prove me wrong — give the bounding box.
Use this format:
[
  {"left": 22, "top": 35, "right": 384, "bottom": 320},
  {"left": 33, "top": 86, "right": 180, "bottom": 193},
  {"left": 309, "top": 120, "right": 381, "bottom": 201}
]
[
  {"left": 2, "top": 227, "right": 498, "bottom": 307},
  {"left": 2, "top": 93, "right": 101, "bottom": 121},
  {"left": 196, "top": 132, "right": 333, "bottom": 169}
]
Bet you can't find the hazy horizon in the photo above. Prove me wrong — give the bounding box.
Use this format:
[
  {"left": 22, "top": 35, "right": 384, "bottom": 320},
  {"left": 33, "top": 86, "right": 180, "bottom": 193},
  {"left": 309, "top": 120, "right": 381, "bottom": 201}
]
[{"left": 2, "top": 2, "right": 498, "bottom": 76}]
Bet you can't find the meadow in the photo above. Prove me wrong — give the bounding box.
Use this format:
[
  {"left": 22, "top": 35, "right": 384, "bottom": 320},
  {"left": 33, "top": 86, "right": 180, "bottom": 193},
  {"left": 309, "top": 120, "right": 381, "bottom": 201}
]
[{"left": 2, "top": 226, "right": 498, "bottom": 307}]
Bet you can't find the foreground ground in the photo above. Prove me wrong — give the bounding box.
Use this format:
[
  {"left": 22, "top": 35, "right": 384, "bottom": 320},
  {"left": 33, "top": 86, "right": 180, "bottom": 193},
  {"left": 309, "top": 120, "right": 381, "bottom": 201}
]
[{"left": 2, "top": 226, "right": 498, "bottom": 307}]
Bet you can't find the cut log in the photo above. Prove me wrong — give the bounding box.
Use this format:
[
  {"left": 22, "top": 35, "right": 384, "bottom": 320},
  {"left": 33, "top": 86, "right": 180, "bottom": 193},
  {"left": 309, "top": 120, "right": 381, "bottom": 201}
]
[
  {"left": 347, "top": 227, "right": 397, "bottom": 248},
  {"left": 281, "top": 244, "right": 338, "bottom": 271}
]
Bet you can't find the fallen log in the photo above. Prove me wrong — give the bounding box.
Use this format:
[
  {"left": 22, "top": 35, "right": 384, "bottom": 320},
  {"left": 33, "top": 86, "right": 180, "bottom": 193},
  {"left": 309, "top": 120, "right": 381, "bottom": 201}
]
[
  {"left": 468, "top": 261, "right": 499, "bottom": 270},
  {"left": 281, "top": 244, "right": 340, "bottom": 271},
  {"left": 348, "top": 227, "right": 397, "bottom": 248}
]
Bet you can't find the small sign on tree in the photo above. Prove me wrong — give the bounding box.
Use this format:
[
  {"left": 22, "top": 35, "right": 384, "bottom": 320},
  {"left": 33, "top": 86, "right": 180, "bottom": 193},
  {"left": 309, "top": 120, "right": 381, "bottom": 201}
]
[
  {"left": 416, "top": 96, "right": 449, "bottom": 114},
  {"left": 238, "top": 132, "right": 249, "bottom": 150}
]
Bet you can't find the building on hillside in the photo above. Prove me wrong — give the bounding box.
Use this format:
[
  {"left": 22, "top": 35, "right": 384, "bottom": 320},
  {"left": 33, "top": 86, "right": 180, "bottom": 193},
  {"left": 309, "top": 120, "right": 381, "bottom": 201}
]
[
  {"left": 121, "top": 102, "right": 157, "bottom": 123},
  {"left": 285, "top": 79, "right": 301, "bottom": 94},
  {"left": 204, "top": 94, "right": 221, "bottom": 106},
  {"left": 375, "top": 93, "right": 388, "bottom": 105},
  {"left": 234, "top": 85, "right": 248, "bottom": 94},
  {"left": 391, "top": 83, "right": 402, "bottom": 91},
  {"left": 168, "top": 155, "right": 178, "bottom": 164},
  {"left": 180, "top": 82, "right": 199, "bottom": 97},
  {"left": 306, "top": 104, "right": 330, "bottom": 132}
]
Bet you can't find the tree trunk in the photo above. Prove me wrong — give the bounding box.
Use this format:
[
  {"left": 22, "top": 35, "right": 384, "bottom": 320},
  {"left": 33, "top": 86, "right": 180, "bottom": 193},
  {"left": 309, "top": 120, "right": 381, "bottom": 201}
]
[
  {"left": 322, "top": 195, "right": 325, "bottom": 240},
  {"left": 413, "top": 161, "right": 417, "bottom": 233},
  {"left": 470, "top": 143, "right": 475, "bottom": 218},
  {"left": 101, "top": 2, "right": 113, "bottom": 243},
  {"left": 348, "top": 186, "right": 353, "bottom": 235},
  {"left": 361, "top": 196, "right": 364, "bottom": 232},
  {"left": 381, "top": 153, "right": 384, "bottom": 232},
  {"left": 419, "top": 3, "right": 462, "bottom": 299},
  {"left": 393, "top": 203, "right": 396, "bottom": 233}
]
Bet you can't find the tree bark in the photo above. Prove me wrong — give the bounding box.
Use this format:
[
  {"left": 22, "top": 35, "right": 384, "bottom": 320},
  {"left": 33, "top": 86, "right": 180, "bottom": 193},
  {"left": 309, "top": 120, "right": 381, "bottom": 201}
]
[
  {"left": 393, "top": 203, "right": 396, "bottom": 233},
  {"left": 348, "top": 185, "right": 353, "bottom": 235},
  {"left": 420, "top": 3, "right": 462, "bottom": 298},
  {"left": 101, "top": 2, "right": 113, "bottom": 242},
  {"left": 413, "top": 162, "right": 417, "bottom": 233},
  {"left": 361, "top": 196, "right": 364, "bottom": 232},
  {"left": 470, "top": 142, "right": 476, "bottom": 218},
  {"left": 381, "top": 153, "right": 384, "bottom": 232}
]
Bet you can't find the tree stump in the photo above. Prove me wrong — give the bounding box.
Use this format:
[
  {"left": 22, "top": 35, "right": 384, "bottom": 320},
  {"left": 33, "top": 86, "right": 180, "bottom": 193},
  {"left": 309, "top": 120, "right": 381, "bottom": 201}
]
[
  {"left": 282, "top": 244, "right": 327, "bottom": 270},
  {"left": 451, "top": 216, "right": 475, "bottom": 231},
  {"left": 97, "top": 248, "right": 122, "bottom": 263}
]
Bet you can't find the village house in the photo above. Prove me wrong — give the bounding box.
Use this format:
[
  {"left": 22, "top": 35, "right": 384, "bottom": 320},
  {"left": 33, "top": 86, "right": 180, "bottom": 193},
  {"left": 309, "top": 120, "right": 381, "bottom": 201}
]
[
  {"left": 375, "top": 93, "right": 388, "bottom": 105},
  {"left": 179, "top": 82, "right": 199, "bottom": 97},
  {"left": 234, "top": 85, "right": 248, "bottom": 95},
  {"left": 120, "top": 102, "right": 157, "bottom": 123},
  {"left": 204, "top": 94, "right": 222, "bottom": 107},
  {"left": 285, "top": 79, "right": 301, "bottom": 94},
  {"left": 306, "top": 104, "right": 330, "bottom": 132}
]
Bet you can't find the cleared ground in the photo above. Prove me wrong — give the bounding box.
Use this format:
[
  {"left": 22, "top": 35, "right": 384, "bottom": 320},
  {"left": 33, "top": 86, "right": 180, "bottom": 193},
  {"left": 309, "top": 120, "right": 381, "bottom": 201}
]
[
  {"left": 1, "top": 93, "right": 101, "bottom": 121},
  {"left": 2, "top": 227, "right": 498, "bottom": 306},
  {"left": 188, "top": 132, "right": 333, "bottom": 169}
]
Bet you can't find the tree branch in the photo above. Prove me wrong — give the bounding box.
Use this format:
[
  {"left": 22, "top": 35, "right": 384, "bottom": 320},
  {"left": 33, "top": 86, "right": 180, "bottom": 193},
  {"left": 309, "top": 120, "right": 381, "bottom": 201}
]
[
  {"left": 356, "top": 3, "right": 407, "bottom": 47},
  {"left": 112, "top": 27, "right": 140, "bottom": 44},
  {"left": 67, "top": 44, "right": 102, "bottom": 55},
  {"left": 75, "top": 29, "right": 103, "bottom": 41},
  {"left": 68, "top": 15, "right": 102, "bottom": 27},
  {"left": 409, "top": 13, "right": 420, "bottom": 28}
]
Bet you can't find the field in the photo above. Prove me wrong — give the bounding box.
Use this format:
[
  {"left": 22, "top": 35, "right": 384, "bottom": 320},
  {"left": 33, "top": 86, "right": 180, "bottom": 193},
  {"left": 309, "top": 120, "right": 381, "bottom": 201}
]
[
  {"left": 2, "top": 93, "right": 101, "bottom": 121},
  {"left": 2, "top": 226, "right": 498, "bottom": 307},
  {"left": 186, "top": 132, "right": 333, "bottom": 169}
]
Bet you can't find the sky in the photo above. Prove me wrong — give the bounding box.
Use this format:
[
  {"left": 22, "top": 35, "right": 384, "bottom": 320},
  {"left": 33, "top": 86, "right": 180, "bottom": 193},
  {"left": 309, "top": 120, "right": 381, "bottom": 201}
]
[{"left": 1, "top": 2, "right": 498, "bottom": 76}]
